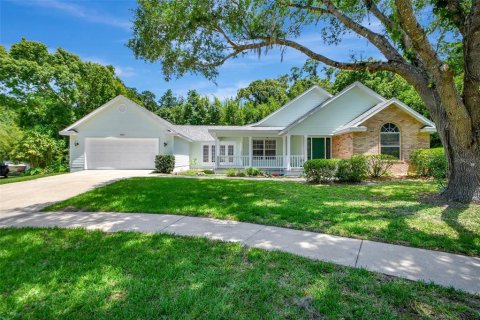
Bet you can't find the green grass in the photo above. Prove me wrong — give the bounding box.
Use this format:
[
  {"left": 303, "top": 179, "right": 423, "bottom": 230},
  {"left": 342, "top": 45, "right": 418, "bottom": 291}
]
[
  {"left": 45, "top": 177, "right": 480, "bottom": 256},
  {"left": 0, "top": 173, "right": 64, "bottom": 185},
  {"left": 1, "top": 228, "right": 478, "bottom": 320}
]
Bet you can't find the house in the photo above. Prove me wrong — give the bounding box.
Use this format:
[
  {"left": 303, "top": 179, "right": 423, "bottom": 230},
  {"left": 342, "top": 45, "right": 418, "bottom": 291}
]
[{"left": 60, "top": 82, "right": 436, "bottom": 173}]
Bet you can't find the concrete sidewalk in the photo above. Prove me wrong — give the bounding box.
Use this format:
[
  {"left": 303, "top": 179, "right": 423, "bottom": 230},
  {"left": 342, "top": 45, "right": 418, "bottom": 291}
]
[{"left": 0, "top": 211, "right": 479, "bottom": 294}]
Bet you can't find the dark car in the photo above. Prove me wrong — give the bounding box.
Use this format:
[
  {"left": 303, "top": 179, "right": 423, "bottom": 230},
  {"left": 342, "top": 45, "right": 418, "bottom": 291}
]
[{"left": 0, "top": 163, "right": 9, "bottom": 178}]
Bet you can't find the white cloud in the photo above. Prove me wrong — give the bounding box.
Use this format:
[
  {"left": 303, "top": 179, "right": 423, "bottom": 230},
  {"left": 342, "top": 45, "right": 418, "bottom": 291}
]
[
  {"left": 115, "top": 66, "right": 136, "bottom": 78},
  {"left": 83, "top": 56, "right": 136, "bottom": 78},
  {"left": 206, "top": 80, "right": 251, "bottom": 101},
  {"left": 8, "top": 0, "right": 131, "bottom": 31}
]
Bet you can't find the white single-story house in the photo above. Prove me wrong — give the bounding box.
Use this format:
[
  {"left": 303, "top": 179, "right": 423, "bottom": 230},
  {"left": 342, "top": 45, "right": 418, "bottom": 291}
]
[{"left": 60, "top": 81, "right": 436, "bottom": 173}]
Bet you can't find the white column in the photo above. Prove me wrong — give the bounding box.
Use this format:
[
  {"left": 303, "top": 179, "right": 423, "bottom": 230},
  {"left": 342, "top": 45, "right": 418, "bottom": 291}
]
[
  {"left": 215, "top": 136, "right": 220, "bottom": 169},
  {"left": 248, "top": 136, "right": 253, "bottom": 167},
  {"left": 282, "top": 135, "right": 286, "bottom": 168},
  {"left": 286, "top": 134, "right": 291, "bottom": 170},
  {"left": 304, "top": 135, "right": 308, "bottom": 161}
]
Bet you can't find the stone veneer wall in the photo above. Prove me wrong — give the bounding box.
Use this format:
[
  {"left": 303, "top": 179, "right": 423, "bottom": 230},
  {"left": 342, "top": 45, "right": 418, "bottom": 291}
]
[{"left": 352, "top": 104, "right": 430, "bottom": 160}]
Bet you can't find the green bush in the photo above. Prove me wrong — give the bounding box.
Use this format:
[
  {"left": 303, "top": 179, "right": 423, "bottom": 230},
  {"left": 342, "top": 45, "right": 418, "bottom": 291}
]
[
  {"left": 235, "top": 171, "right": 246, "bottom": 177},
  {"left": 245, "top": 167, "right": 261, "bottom": 176},
  {"left": 303, "top": 159, "right": 338, "bottom": 183},
  {"left": 9, "top": 129, "right": 66, "bottom": 168},
  {"left": 367, "top": 154, "right": 396, "bottom": 178},
  {"left": 155, "top": 155, "right": 175, "bottom": 173},
  {"left": 336, "top": 155, "right": 368, "bottom": 182},
  {"left": 226, "top": 168, "right": 237, "bottom": 177},
  {"left": 203, "top": 169, "right": 215, "bottom": 175},
  {"left": 409, "top": 148, "right": 447, "bottom": 178}
]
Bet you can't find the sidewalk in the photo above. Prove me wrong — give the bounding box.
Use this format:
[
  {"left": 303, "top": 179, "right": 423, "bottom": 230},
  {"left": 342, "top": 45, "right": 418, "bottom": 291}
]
[{"left": 1, "top": 211, "right": 479, "bottom": 294}]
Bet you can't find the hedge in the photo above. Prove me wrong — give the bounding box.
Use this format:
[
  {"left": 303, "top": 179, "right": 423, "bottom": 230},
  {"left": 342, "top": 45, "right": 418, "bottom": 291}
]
[
  {"left": 336, "top": 155, "right": 368, "bottom": 182},
  {"left": 303, "top": 159, "right": 338, "bottom": 183},
  {"left": 409, "top": 148, "right": 447, "bottom": 179},
  {"left": 155, "top": 154, "right": 175, "bottom": 173}
]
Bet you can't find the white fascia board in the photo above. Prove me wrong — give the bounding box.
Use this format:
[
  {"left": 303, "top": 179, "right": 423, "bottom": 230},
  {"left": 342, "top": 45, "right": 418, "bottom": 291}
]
[
  {"left": 333, "top": 126, "right": 368, "bottom": 135},
  {"left": 351, "top": 99, "right": 435, "bottom": 128},
  {"left": 252, "top": 85, "right": 332, "bottom": 127},
  {"left": 420, "top": 126, "right": 437, "bottom": 133},
  {"left": 278, "top": 82, "right": 387, "bottom": 135},
  {"left": 58, "top": 95, "right": 192, "bottom": 142}
]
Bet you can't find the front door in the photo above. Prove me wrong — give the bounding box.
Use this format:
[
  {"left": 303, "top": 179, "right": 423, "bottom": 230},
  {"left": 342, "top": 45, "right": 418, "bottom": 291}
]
[
  {"left": 307, "top": 137, "right": 331, "bottom": 160},
  {"left": 312, "top": 138, "right": 325, "bottom": 159}
]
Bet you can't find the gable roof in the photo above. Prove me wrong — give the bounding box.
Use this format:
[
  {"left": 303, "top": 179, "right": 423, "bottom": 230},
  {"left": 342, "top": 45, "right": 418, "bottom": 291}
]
[
  {"left": 252, "top": 85, "right": 332, "bottom": 127},
  {"left": 279, "top": 81, "right": 386, "bottom": 134},
  {"left": 59, "top": 95, "right": 192, "bottom": 141},
  {"left": 333, "top": 98, "right": 436, "bottom": 134}
]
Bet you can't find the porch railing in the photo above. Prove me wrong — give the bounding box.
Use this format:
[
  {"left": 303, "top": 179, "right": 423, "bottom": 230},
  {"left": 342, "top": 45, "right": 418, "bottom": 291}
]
[
  {"left": 252, "top": 156, "right": 284, "bottom": 168},
  {"left": 216, "top": 155, "right": 250, "bottom": 168},
  {"left": 290, "top": 155, "right": 306, "bottom": 168},
  {"left": 215, "top": 155, "right": 306, "bottom": 169}
]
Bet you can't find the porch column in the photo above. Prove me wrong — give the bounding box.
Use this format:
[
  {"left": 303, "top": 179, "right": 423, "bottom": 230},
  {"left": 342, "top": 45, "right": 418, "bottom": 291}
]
[
  {"left": 303, "top": 135, "right": 308, "bottom": 161},
  {"left": 282, "top": 135, "right": 286, "bottom": 168},
  {"left": 215, "top": 136, "right": 220, "bottom": 169},
  {"left": 248, "top": 136, "right": 253, "bottom": 167},
  {"left": 286, "top": 134, "right": 291, "bottom": 170}
]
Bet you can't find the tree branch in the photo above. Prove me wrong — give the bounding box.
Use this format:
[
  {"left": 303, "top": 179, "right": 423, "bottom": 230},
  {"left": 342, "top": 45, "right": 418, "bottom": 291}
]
[
  {"left": 394, "top": 0, "right": 443, "bottom": 70},
  {"left": 287, "top": 0, "right": 404, "bottom": 62}
]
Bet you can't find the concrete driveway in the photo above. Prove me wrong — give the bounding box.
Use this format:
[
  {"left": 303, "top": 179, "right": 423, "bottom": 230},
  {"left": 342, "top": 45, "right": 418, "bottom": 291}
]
[{"left": 0, "top": 170, "right": 153, "bottom": 214}]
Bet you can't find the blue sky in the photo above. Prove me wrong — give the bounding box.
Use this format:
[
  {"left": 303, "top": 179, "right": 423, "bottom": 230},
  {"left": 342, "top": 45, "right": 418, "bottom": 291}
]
[{"left": 0, "top": 0, "right": 382, "bottom": 100}]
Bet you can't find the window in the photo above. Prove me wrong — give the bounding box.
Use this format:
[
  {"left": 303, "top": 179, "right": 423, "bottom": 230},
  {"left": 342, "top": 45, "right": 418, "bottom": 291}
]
[
  {"left": 219, "top": 143, "right": 235, "bottom": 163},
  {"left": 202, "top": 144, "right": 216, "bottom": 163},
  {"left": 253, "top": 139, "right": 276, "bottom": 158},
  {"left": 203, "top": 145, "right": 210, "bottom": 163},
  {"left": 211, "top": 145, "right": 216, "bottom": 163},
  {"left": 380, "top": 123, "right": 400, "bottom": 159}
]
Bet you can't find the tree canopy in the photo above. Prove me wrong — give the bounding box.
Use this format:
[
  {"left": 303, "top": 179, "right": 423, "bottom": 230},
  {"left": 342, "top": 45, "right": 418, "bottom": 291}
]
[{"left": 128, "top": 0, "right": 480, "bottom": 202}]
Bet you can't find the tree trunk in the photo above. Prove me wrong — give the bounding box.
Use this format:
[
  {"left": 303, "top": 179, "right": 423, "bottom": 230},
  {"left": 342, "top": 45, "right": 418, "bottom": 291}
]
[
  {"left": 410, "top": 79, "right": 480, "bottom": 203},
  {"left": 442, "top": 144, "right": 480, "bottom": 202}
]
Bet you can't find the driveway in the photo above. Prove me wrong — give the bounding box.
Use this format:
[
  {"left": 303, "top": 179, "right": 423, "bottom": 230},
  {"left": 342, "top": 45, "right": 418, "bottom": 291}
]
[{"left": 0, "top": 170, "right": 153, "bottom": 215}]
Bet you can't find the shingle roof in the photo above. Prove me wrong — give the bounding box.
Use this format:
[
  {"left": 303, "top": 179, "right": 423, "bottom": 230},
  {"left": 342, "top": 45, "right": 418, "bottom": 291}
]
[{"left": 173, "top": 125, "right": 217, "bottom": 141}]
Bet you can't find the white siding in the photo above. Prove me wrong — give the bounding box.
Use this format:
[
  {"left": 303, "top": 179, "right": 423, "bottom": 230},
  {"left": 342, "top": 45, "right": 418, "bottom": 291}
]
[
  {"left": 69, "top": 99, "right": 176, "bottom": 170},
  {"left": 290, "top": 86, "right": 382, "bottom": 135},
  {"left": 258, "top": 90, "right": 330, "bottom": 127},
  {"left": 173, "top": 136, "right": 190, "bottom": 171}
]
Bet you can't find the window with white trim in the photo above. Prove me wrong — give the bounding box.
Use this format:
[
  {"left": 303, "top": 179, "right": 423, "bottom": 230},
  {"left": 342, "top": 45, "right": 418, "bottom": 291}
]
[
  {"left": 219, "top": 143, "right": 235, "bottom": 163},
  {"left": 202, "top": 145, "right": 210, "bottom": 163},
  {"left": 380, "top": 123, "right": 400, "bottom": 159},
  {"left": 252, "top": 139, "right": 276, "bottom": 158},
  {"left": 201, "top": 144, "right": 216, "bottom": 163}
]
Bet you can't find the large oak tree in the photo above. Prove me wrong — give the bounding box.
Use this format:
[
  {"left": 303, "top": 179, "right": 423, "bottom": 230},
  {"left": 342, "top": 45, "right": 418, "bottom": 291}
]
[{"left": 128, "top": 0, "right": 480, "bottom": 202}]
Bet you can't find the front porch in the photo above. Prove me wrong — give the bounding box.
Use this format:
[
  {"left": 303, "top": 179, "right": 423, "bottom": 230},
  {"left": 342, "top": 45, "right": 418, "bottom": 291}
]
[{"left": 212, "top": 135, "right": 332, "bottom": 171}]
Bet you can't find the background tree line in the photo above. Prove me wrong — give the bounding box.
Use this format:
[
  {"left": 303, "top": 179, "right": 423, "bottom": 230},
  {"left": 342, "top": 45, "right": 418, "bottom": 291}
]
[{"left": 0, "top": 39, "right": 437, "bottom": 170}]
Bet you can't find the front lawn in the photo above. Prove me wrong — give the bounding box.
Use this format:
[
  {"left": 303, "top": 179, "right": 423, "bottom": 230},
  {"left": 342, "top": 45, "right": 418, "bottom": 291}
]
[
  {"left": 46, "top": 178, "right": 480, "bottom": 256},
  {"left": 0, "top": 173, "right": 64, "bottom": 185},
  {"left": 1, "top": 228, "right": 478, "bottom": 319}
]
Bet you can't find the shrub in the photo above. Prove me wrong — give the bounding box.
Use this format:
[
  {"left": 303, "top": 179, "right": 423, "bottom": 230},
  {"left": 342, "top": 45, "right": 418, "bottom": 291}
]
[
  {"left": 336, "top": 155, "right": 368, "bottom": 182},
  {"left": 226, "top": 168, "right": 237, "bottom": 177},
  {"left": 9, "top": 129, "right": 65, "bottom": 168},
  {"left": 303, "top": 159, "right": 338, "bottom": 183},
  {"left": 203, "top": 169, "right": 214, "bottom": 174},
  {"left": 409, "top": 148, "right": 447, "bottom": 178},
  {"left": 367, "top": 154, "right": 396, "bottom": 178},
  {"left": 235, "top": 171, "right": 246, "bottom": 177},
  {"left": 155, "top": 154, "right": 175, "bottom": 173},
  {"left": 245, "top": 167, "right": 261, "bottom": 176}
]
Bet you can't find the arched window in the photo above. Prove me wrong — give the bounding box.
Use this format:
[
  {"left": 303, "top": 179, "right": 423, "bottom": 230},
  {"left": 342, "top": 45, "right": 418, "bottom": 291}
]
[{"left": 380, "top": 123, "right": 400, "bottom": 159}]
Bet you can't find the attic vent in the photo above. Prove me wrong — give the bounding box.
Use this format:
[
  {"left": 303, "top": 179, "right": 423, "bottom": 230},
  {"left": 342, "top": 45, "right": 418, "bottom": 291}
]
[{"left": 118, "top": 104, "right": 126, "bottom": 113}]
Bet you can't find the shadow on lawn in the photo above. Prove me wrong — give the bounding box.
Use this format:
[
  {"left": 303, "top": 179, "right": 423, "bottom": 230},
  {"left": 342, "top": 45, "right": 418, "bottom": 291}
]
[
  {"left": 1, "top": 229, "right": 478, "bottom": 320},
  {"left": 45, "top": 178, "right": 480, "bottom": 256}
]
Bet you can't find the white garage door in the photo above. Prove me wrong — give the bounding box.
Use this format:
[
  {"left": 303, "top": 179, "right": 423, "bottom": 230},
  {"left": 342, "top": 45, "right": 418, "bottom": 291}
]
[{"left": 86, "top": 138, "right": 158, "bottom": 169}]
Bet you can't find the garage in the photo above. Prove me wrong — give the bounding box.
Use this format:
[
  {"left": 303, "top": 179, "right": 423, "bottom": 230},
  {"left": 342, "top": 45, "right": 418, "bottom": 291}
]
[{"left": 85, "top": 138, "right": 158, "bottom": 169}]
